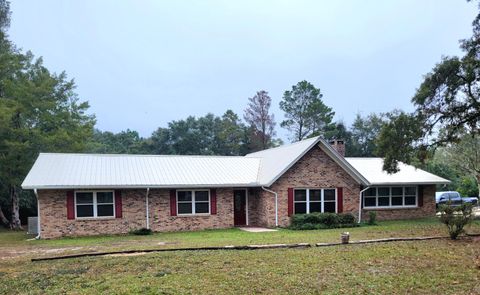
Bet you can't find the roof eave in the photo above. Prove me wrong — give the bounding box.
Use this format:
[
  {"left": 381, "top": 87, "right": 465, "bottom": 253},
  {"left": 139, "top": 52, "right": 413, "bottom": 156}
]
[
  {"left": 368, "top": 181, "right": 451, "bottom": 186},
  {"left": 22, "top": 183, "right": 262, "bottom": 190}
]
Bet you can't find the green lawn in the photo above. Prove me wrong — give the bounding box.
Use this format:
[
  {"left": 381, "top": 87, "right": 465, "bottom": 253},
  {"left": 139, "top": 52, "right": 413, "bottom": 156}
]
[{"left": 1, "top": 218, "right": 480, "bottom": 294}]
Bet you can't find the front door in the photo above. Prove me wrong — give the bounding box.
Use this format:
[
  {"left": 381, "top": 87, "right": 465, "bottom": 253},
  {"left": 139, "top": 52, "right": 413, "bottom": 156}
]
[{"left": 234, "top": 190, "right": 247, "bottom": 226}]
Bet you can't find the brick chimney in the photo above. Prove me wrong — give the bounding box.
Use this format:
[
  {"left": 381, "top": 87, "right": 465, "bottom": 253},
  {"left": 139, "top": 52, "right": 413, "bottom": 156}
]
[{"left": 329, "top": 139, "right": 345, "bottom": 157}]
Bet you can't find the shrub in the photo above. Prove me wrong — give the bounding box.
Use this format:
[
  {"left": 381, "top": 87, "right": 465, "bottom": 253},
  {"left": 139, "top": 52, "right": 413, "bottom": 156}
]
[
  {"left": 130, "top": 228, "right": 152, "bottom": 235},
  {"left": 439, "top": 203, "right": 473, "bottom": 240},
  {"left": 368, "top": 211, "right": 377, "bottom": 225},
  {"left": 338, "top": 213, "right": 356, "bottom": 225},
  {"left": 290, "top": 212, "right": 357, "bottom": 230}
]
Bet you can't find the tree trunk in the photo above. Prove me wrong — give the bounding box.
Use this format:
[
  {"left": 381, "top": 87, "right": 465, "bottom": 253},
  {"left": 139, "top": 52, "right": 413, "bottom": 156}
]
[
  {"left": 0, "top": 205, "right": 9, "bottom": 225},
  {"left": 10, "top": 186, "right": 22, "bottom": 230}
]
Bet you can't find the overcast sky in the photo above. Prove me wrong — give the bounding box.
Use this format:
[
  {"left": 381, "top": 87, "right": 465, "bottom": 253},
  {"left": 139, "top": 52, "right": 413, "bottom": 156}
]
[{"left": 8, "top": 0, "right": 477, "bottom": 140}]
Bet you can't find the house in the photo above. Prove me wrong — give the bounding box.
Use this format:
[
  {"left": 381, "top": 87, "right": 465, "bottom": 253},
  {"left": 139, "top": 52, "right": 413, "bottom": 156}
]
[{"left": 21, "top": 137, "right": 449, "bottom": 238}]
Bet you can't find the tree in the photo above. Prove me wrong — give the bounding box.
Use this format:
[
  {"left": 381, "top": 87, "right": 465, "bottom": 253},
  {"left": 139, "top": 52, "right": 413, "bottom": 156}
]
[
  {"left": 217, "top": 110, "right": 246, "bottom": 155},
  {"left": 243, "top": 90, "right": 276, "bottom": 150},
  {"left": 145, "top": 111, "right": 248, "bottom": 156},
  {"left": 87, "top": 129, "right": 147, "bottom": 154},
  {"left": 280, "top": 80, "right": 335, "bottom": 141},
  {"left": 434, "top": 133, "right": 480, "bottom": 195},
  {"left": 0, "top": 1, "right": 95, "bottom": 228},
  {"left": 376, "top": 111, "right": 424, "bottom": 173},
  {"left": 350, "top": 113, "right": 386, "bottom": 157},
  {"left": 378, "top": 1, "right": 480, "bottom": 172}
]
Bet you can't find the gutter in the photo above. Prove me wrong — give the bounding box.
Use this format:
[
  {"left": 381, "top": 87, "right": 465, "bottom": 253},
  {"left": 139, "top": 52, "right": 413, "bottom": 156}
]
[
  {"left": 33, "top": 189, "right": 41, "bottom": 239},
  {"left": 145, "top": 188, "right": 150, "bottom": 229},
  {"left": 358, "top": 186, "right": 370, "bottom": 223},
  {"left": 261, "top": 186, "right": 278, "bottom": 227}
]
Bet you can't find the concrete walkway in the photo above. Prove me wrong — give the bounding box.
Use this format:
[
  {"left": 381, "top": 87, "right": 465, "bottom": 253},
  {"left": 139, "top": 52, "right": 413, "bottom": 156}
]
[{"left": 239, "top": 227, "right": 278, "bottom": 233}]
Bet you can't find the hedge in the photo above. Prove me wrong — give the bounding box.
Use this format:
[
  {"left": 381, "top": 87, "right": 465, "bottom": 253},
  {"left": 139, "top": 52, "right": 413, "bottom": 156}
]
[{"left": 290, "top": 212, "right": 358, "bottom": 230}]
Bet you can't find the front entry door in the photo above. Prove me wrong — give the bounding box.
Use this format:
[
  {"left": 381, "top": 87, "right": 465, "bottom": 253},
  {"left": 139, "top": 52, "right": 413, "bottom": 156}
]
[{"left": 234, "top": 190, "right": 247, "bottom": 226}]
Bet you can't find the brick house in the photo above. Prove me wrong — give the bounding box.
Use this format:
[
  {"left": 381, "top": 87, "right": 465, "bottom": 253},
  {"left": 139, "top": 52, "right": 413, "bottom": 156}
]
[{"left": 22, "top": 137, "right": 449, "bottom": 239}]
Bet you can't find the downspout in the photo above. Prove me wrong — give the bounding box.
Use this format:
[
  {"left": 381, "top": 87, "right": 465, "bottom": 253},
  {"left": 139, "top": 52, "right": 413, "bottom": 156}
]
[
  {"left": 261, "top": 186, "right": 278, "bottom": 227},
  {"left": 358, "top": 186, "right": 370, "bottom": 223},
  {"left": 33, "top": 189, "right": 41, "bottom": 239},
  {"left": 145, "top": 188, "right": 150, "bottom": 229}
]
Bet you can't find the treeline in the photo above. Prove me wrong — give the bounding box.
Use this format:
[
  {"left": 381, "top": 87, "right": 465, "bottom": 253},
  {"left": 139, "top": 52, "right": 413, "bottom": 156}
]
[{"left": 86, "top": 111, "right": 386, "bottom": 158}]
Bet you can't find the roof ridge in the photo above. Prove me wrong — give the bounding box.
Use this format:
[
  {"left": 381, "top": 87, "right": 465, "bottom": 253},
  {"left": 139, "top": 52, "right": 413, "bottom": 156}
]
[
  {"left": 39, "top": 152, "right": 260, "bottom": 159},
  {"left": 246, "top": 136, "right": 320, "bottom": 156}
]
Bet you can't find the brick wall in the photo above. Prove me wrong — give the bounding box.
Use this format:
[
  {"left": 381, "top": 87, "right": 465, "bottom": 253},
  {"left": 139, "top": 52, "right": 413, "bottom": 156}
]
[{"left": 37, "top": 188, "right": 234, "bottom": 238}]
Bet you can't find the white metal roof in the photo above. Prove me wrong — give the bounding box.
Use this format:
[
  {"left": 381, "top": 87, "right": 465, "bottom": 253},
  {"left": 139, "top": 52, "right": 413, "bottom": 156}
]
[
  {"left": 22, "top": 138, "right": 450, "bottom": 190},
  {"left": 22, "top": 153, "right": 261, "bottom": 189},
  {"left": 345, "top": 158, "right": 450, "bottom": 185}
]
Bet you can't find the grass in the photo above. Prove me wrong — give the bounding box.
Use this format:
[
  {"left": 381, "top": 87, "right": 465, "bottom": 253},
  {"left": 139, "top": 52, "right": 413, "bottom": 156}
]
[{"left": 1, "top": 218, "right": 480, "bottom": 294}]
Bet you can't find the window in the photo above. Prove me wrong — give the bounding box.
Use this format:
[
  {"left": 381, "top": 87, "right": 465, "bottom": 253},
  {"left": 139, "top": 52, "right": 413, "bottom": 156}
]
[
  {"left": 294, "top": 188, "right": 337, "bottom": 214},
  {"left": 363, "top": 186, "right": 417, "bottom": 208},
  {"left": 177, "top": 190, "right": 210, "bottom": 215},
  {"left": 75, "top": 191, "right": 115, "bottom": 218}
]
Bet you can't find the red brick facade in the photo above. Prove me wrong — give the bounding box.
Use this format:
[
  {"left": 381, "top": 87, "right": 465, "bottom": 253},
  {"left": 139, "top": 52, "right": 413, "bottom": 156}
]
[{"left": 37, "top": 144, "right": 437, "bottom": 238}]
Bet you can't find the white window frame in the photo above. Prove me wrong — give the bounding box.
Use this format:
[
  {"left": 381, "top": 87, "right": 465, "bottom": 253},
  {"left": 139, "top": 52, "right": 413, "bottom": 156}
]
[
  {"left": 293, "top": 188, "right": 337, "bottom": 214},
  {"left": 363, "top": 186, "right": 418, "bottom": 209},
  {"left": 176, "top": 189, "right": 211, "bottom": 215},
  {"left": 74, "top": 190, "right": 115, "bottom": 219}
]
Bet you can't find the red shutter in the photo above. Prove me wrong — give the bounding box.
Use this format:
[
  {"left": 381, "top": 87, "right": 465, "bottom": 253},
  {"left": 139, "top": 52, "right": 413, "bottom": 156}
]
[
  {"left": 210, "top": 189, "right": 217, "bottom": 215},
  {"left": 115, "top": 190, "right": 123, "bottom": 218},
  {"left": 170, "top": 189, "right": 177, "bottom": 216},
  {"left": 337, "top": 187, "right": 343, "bottom": 213},
  {"left": 418, "top": 185, "right": 424, "bottom": 207},
  {"left": 288, "top": 188, "right": 294, "bottom": 216},
  {"left": 67, "top": 190, "right": 75, "bottom": 219}
]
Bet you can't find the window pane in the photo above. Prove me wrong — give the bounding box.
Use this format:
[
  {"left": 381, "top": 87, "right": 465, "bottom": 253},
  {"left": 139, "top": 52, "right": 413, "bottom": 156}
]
[
  {"left": 405, "top": 196, "right": 416, "bottom": 205},
  {"left": 310, "top": 190, "right": 321, "bottom": 201},
  {"left": 324, "top": 189, "right": 336, "bottom": 201},
  {"left": 378, "top": 197, "right": 390, "bottom": 206},
  {"left": 405, "top": 187, "right": 416, "bottom": 196},
  {"left": 378, "top": 187, "right": 389, "bottom": 196},
  {"left": 364, "top": 197, "right": 376, "bottom": 207},
  {"left": 77, "top": 205, "right": 94, "bottom": 217},
  {"left": 97, "top": 204, "right": 114, "bottom": 217},
  {"left": 76, "top": 192, "right": 93, "bottom": 204},
  {"left": 178, "top": 191, "right": 192, "bottom": 202},
  {"left": 195, "top": 202, "right": 209, "bottom": 214},
  {"left": 310, "top": 202, "right": 322, "bottom": 213},
  {"left": 294, "top": 203, "right": 306, "bottom": 214},
  {"left": 392, "top": 196, "right": 403, "bottom": 206},
  {"left": 97, "top": 192, "right": 113, "bottom": 204},
  {"left": 392, "top": 187, "right": 403, "bottom": 196},
  {"left": 324, "top": 202, "right": 336, "bottom": 213},
  {"left": 294, "top": 190, "right": 306, "bottom": 201},
  {"left": 365, "top": 188, "right": 376, "bottom": 196},
  {"left": 195, "top": 191, "right": 209, "bottom": 202},
  {"left": 178, "top": 203, "right": 192, "bottom": 214}
]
